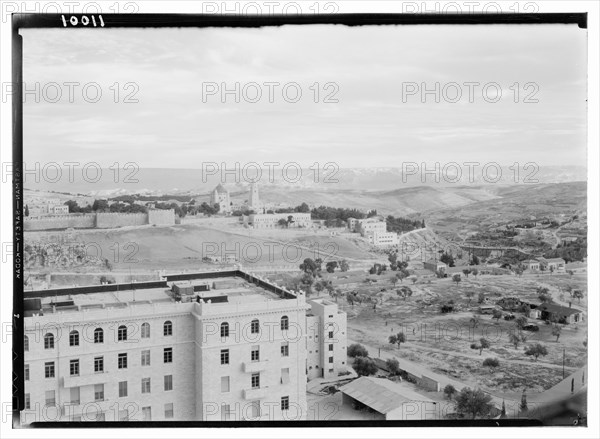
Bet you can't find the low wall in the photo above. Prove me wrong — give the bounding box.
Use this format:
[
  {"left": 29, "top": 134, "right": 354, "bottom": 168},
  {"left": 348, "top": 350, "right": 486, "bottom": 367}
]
[
  {"left": 96, "top": 212, "right": 147, "bottom": 228},
  {"left": 24, "top": 214, "right": 96, "bottom": 231}
]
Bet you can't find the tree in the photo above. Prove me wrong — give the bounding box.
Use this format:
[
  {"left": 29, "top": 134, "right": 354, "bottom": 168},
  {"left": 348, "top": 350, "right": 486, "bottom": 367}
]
[
  {"left": 339, "top": 260, "right": 350, "bottom": 272},
  {"left": 479, "top": 338, "right": 490, "bottom": 355},
  {"left": 452, "top": 274, "right": 461, "bottom": 286},
  {"left": 492, "top": 308, "right": 503, "bottom": 323},
  {"left": 397, "top": 269, "right": 410, "bottom": 283},
  {"left": 471, "top": 268, "right": 479, "bottom": 276},
  {"left": 462, "top": 269, "right": 471, "bottom": 278},
  {"left": 482, "top": 357, "right": 500, "bottom": 370},
  {"left": 386, "top": 358, "right": 401, "bottom": 375},
  {"left": 470, "top": 314, "right": 481, "bottom": 328},
  {"left": 440, "top": 252, "right": 455, "bottom": 267},
  {"left": 524, "top": 343, "right": 548, "bottom": 361},
  {"left": 515, "top": 316, "right": 528, "bottom": 331},
  {"left": 326, "top": 261, "right": 338, "bottom": 273},
  {"left": 520, "top": 392, "right": 528, "bottom": 412},
  {"left": 92, "top": 199, "right": 109, "bottom": 212},
  {"left": 24, "top": 204, "right": 30, "bottom": 217},
  {"left": 509, "top": 332, "right": 521, "bottom": 349},
  {"left": 567, "top": 270, "right": 574, "bottom": 277},
  {"left": 299, "top": 258, "right": 320, "bottom": 277},
  {"left": 347, "top": 343, "right": 369, "bottom": 358},
  {"left": 551, "top": 325, "right": 562, "bottom": 342},
  {"left": 573, "top": 290, "right": 584, "bottom": 303},
  {"left": 477, "top": 292, "right": 486, "bottom": 304},
  {"left": 389, "top": 332, "right": 406, "bottom": 349},
  {"left": 537, "top": 286, "right": 553, "bottom": 303},
  {"left": 391, "top": 276, "right": 399, "bottom": 287},
  {"left": 278, "top": 218, "right": 288, "bottom": 228},
  {"left": 352, "top": 356, "right": 378, "bottom": 377},
  {"left": 465, "top": 291, "right": 475, "bottom": 305},
  {"left": 455, "top": 387, "right": 493, "bottom": 419},
  {"left": 443, "top": 384, "right": 456, "bottom": 400},
  {"left": 470, "top": 255, "right": 480, "bottom": 266}
]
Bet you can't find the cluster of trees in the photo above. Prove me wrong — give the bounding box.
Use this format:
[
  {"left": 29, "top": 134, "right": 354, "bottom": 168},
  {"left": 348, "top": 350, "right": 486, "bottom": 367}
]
[
  {"left": 385, "top": 215, "right": 424, "bottom": 234},
  {"left": 291, "top": 258, "right": 348, "bottom": 296},
  {"left": 64, "top": 199, "right": 148, "bottom": 214},
  {"left": 543, "top": 237, "right": 587, "bottom": 263},
  {"left": 348, "top": 343, "right": 378, "bottom": 377},
  {"left": 440, "top": 252, "right": 455, "bottom": 267}
]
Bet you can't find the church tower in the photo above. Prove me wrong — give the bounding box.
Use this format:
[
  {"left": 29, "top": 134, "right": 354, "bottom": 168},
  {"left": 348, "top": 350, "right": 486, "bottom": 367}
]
[{"left": 249, "top": 182, "right": 260, "bottom": 210}]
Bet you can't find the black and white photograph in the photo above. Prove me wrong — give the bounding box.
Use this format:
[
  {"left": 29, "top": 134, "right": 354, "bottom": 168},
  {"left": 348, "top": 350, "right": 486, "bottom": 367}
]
[{"left": 1, "top": 1, "right": 598, "bottom": 437}]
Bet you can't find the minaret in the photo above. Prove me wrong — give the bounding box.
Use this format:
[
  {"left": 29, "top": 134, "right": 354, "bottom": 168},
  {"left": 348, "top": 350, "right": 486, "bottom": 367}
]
[{"left": 249, "top": 182, "right": 260, "bottom": 210}]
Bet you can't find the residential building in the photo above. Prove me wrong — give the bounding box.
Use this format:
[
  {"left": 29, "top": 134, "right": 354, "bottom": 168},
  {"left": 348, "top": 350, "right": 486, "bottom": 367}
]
[
  {"left": 423, "top": 260, "right": 447, "bottom": 273},
  {"left": 368, "top": 231, "right": 399, "bottom": 247},
  {"left": 532, "top": 302, "right": 584, "bottom": 324}
]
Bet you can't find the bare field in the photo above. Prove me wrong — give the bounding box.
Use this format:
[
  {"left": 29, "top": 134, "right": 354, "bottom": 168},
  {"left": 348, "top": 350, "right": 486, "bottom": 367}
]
[{"left": 316, "top": 270, "right": 587, "bottom": 395}]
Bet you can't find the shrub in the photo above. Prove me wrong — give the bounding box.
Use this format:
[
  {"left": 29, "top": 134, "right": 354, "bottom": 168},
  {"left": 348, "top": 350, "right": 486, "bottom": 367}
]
[{"left": 347, "top": 343, "right": 369, "bottom": 358}]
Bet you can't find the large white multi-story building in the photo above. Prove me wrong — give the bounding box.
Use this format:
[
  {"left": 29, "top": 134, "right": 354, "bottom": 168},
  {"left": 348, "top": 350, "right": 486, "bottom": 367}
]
[
  {"left": 248, "top": 213, "right": 312, "bottom": 229},
  {"left": 20, "top": 270, "right": 346, "bottom": 424}
]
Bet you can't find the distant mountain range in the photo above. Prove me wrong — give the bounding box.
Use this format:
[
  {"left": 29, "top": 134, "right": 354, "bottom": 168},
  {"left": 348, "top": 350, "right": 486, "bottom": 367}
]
[{"left": 24, "top": 165, "right": 586, "bottom": 198}]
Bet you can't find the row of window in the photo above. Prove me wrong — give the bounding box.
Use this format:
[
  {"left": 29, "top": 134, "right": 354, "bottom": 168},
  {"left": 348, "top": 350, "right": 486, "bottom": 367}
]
[
  {"left": 220, "top": 316, "right": 289, "bottom": 338},
  {"left": 26, "top": 321, "right": 174, "bottom": 351},
  {"left": 220, "top": 343, "right": 289, "bottom": 365},
  {"left": 35, "top": 348, "right": 173, "bottom": 379},
  {"left": 24, "top": 393, "right": 174, "bottom": 420},
  {"left": 220, "top": 397, "right": 290, "bottom": 420}
]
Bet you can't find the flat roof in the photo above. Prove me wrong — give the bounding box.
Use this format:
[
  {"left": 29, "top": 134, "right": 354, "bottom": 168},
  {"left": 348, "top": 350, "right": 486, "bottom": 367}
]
[{"left": 39, "top": 276, "right": 282, "bottom": 312}]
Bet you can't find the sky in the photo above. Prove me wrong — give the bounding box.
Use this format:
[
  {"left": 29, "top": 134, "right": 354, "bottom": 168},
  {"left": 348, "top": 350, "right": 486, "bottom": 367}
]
[{"left": 22, "top": 24, "right": 587, "bottom": 170}]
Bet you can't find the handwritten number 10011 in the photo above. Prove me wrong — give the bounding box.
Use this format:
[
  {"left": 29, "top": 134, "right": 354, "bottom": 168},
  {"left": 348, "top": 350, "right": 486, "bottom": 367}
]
[{"left": 61, "top": 15, "right": 105, "bottom": 27}]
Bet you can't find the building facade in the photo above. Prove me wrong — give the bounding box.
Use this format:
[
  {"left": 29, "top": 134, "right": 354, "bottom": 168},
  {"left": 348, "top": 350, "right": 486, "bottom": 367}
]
[
  {"left": 20, "top": 271, "right": 346, "bottom": 424},
  {"left": 210, "top": 184, "right": 231, "bottom": 214},
  {"left": 249, "top": 213, "right": 312, "bottom": 229}
]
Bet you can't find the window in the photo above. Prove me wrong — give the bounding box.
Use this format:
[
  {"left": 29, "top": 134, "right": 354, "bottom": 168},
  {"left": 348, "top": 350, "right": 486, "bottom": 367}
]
[
  {"left": 118, "top": 353, "right": 128, "bottom": 369},
  {"left": 119, "top": 381, "right": 128, "bottom": 397},
  {"left": 24, "top": 336, "right": 29, "bottom": 352},
  {"left": 25, "top": 393, "right": 30, "bottom": 410},
  {"left": 44, "top": 333, "right": 54, "bottom": 349},
  {"left": 251, "top": 346, "right": 259, "bottom": 362},
  {"left": 329, "top": 314, "right": 334, "bottom": 318},
  {"left": 141, "top": 322, "right": 150, "bottom": 339},
  {"left": 220, "top": 322, "right": 229, "bottom": 338},
  {"left": 281, "top": 342, "right": 289, "bottom": 357},
  {"left": 281, "top": 316, "right": 289, "bottom": 331},
  {"left": 164, "top": 403, "right": 174, "bottom": 419},
  {"left": 94, "top": 328, "right": 104, "bottom": 344},
  {"left": 328, "top": 356, "right": 334, "bottom": 364},
  {"left": 24, "top": 364, "right": 29, "bottom": 381},
  {"left": 164, "top": 347, "right": 173, "bottom": 363},
  {"left": 141, "top": 350, "right": 151, "bottom": 366},
  {"left": 250, "top": 319, "right": 259, "bottom": 334},
  {"left": 221, "top": 376, "right": 230, "bottom": 393},
  {"left": 163, "top": 320, "right": 173, "bottom": 336},
  {"left": 164, "top": 375, "right": 173, "bottom": 391},
  {"left": 69, "top": 330, "right": 79, "bottom": 347},
  {"left": 281, "top": 368, "right": 290, "bottom": 385},
  {"left": 70, "top": 359, "right": 80, "bottom": 376},
  {"left": 220, "top": 349, "right": 229, "bottom": 365},
  {"left": 94, "top": 356, "right": 104, "bottom": 373},
  {"left": 45, "top": 390, "right": 55, "bottom": 407},
  {"left": 142, "top": 378, "right": 151, "bottom": 394},
  {"left": 221, "top": 404, "right": 231, "bottom": 421},
  {"left": 70, "top": 387, "right": 80, "bottom": 405},
  {"left": 142, "top": 407, "right": 151, "bottom": 421},
  {"left": 251, "top": 373, "right": 260, "bottom": 389},
  {"left": 44, "top": 361, "right": 55, "bottom": 378},
  {"left": 329, "top": 344, "right": 334, "bottom": 351},
  {"left": 281, "top": 396, "right": 290, "bottom": 411},
  {"left": 94, "top": 384, "right": 104, "bottom": 401},
  {"left": 118, "top": 325, "right": 127, "bottom": 341},
  {"left": 329, "top": 331, "right": 334, "bottom": 339}
]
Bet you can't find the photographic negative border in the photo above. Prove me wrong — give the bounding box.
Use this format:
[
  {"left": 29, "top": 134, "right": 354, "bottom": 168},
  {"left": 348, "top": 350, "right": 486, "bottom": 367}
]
[{"left": 11, "top": 11, "right": 587, "bottom": 428}]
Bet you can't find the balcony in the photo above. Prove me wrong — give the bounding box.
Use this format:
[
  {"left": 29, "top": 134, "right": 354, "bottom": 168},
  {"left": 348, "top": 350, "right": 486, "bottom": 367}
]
[
  {"left": 243, "top": 360, "right": 268, "bottom": 373},
  {"left": 62, "top": 371, "right": 110, "bottom": 388},
  {"left": 243, "top": 386, "right": 268, "bottom": 400}
]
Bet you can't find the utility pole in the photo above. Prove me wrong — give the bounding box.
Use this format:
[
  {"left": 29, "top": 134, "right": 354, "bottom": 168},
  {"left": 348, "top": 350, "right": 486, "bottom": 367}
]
[{"left": 562, "top": 348, "right": 566, "bottom": 379}]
